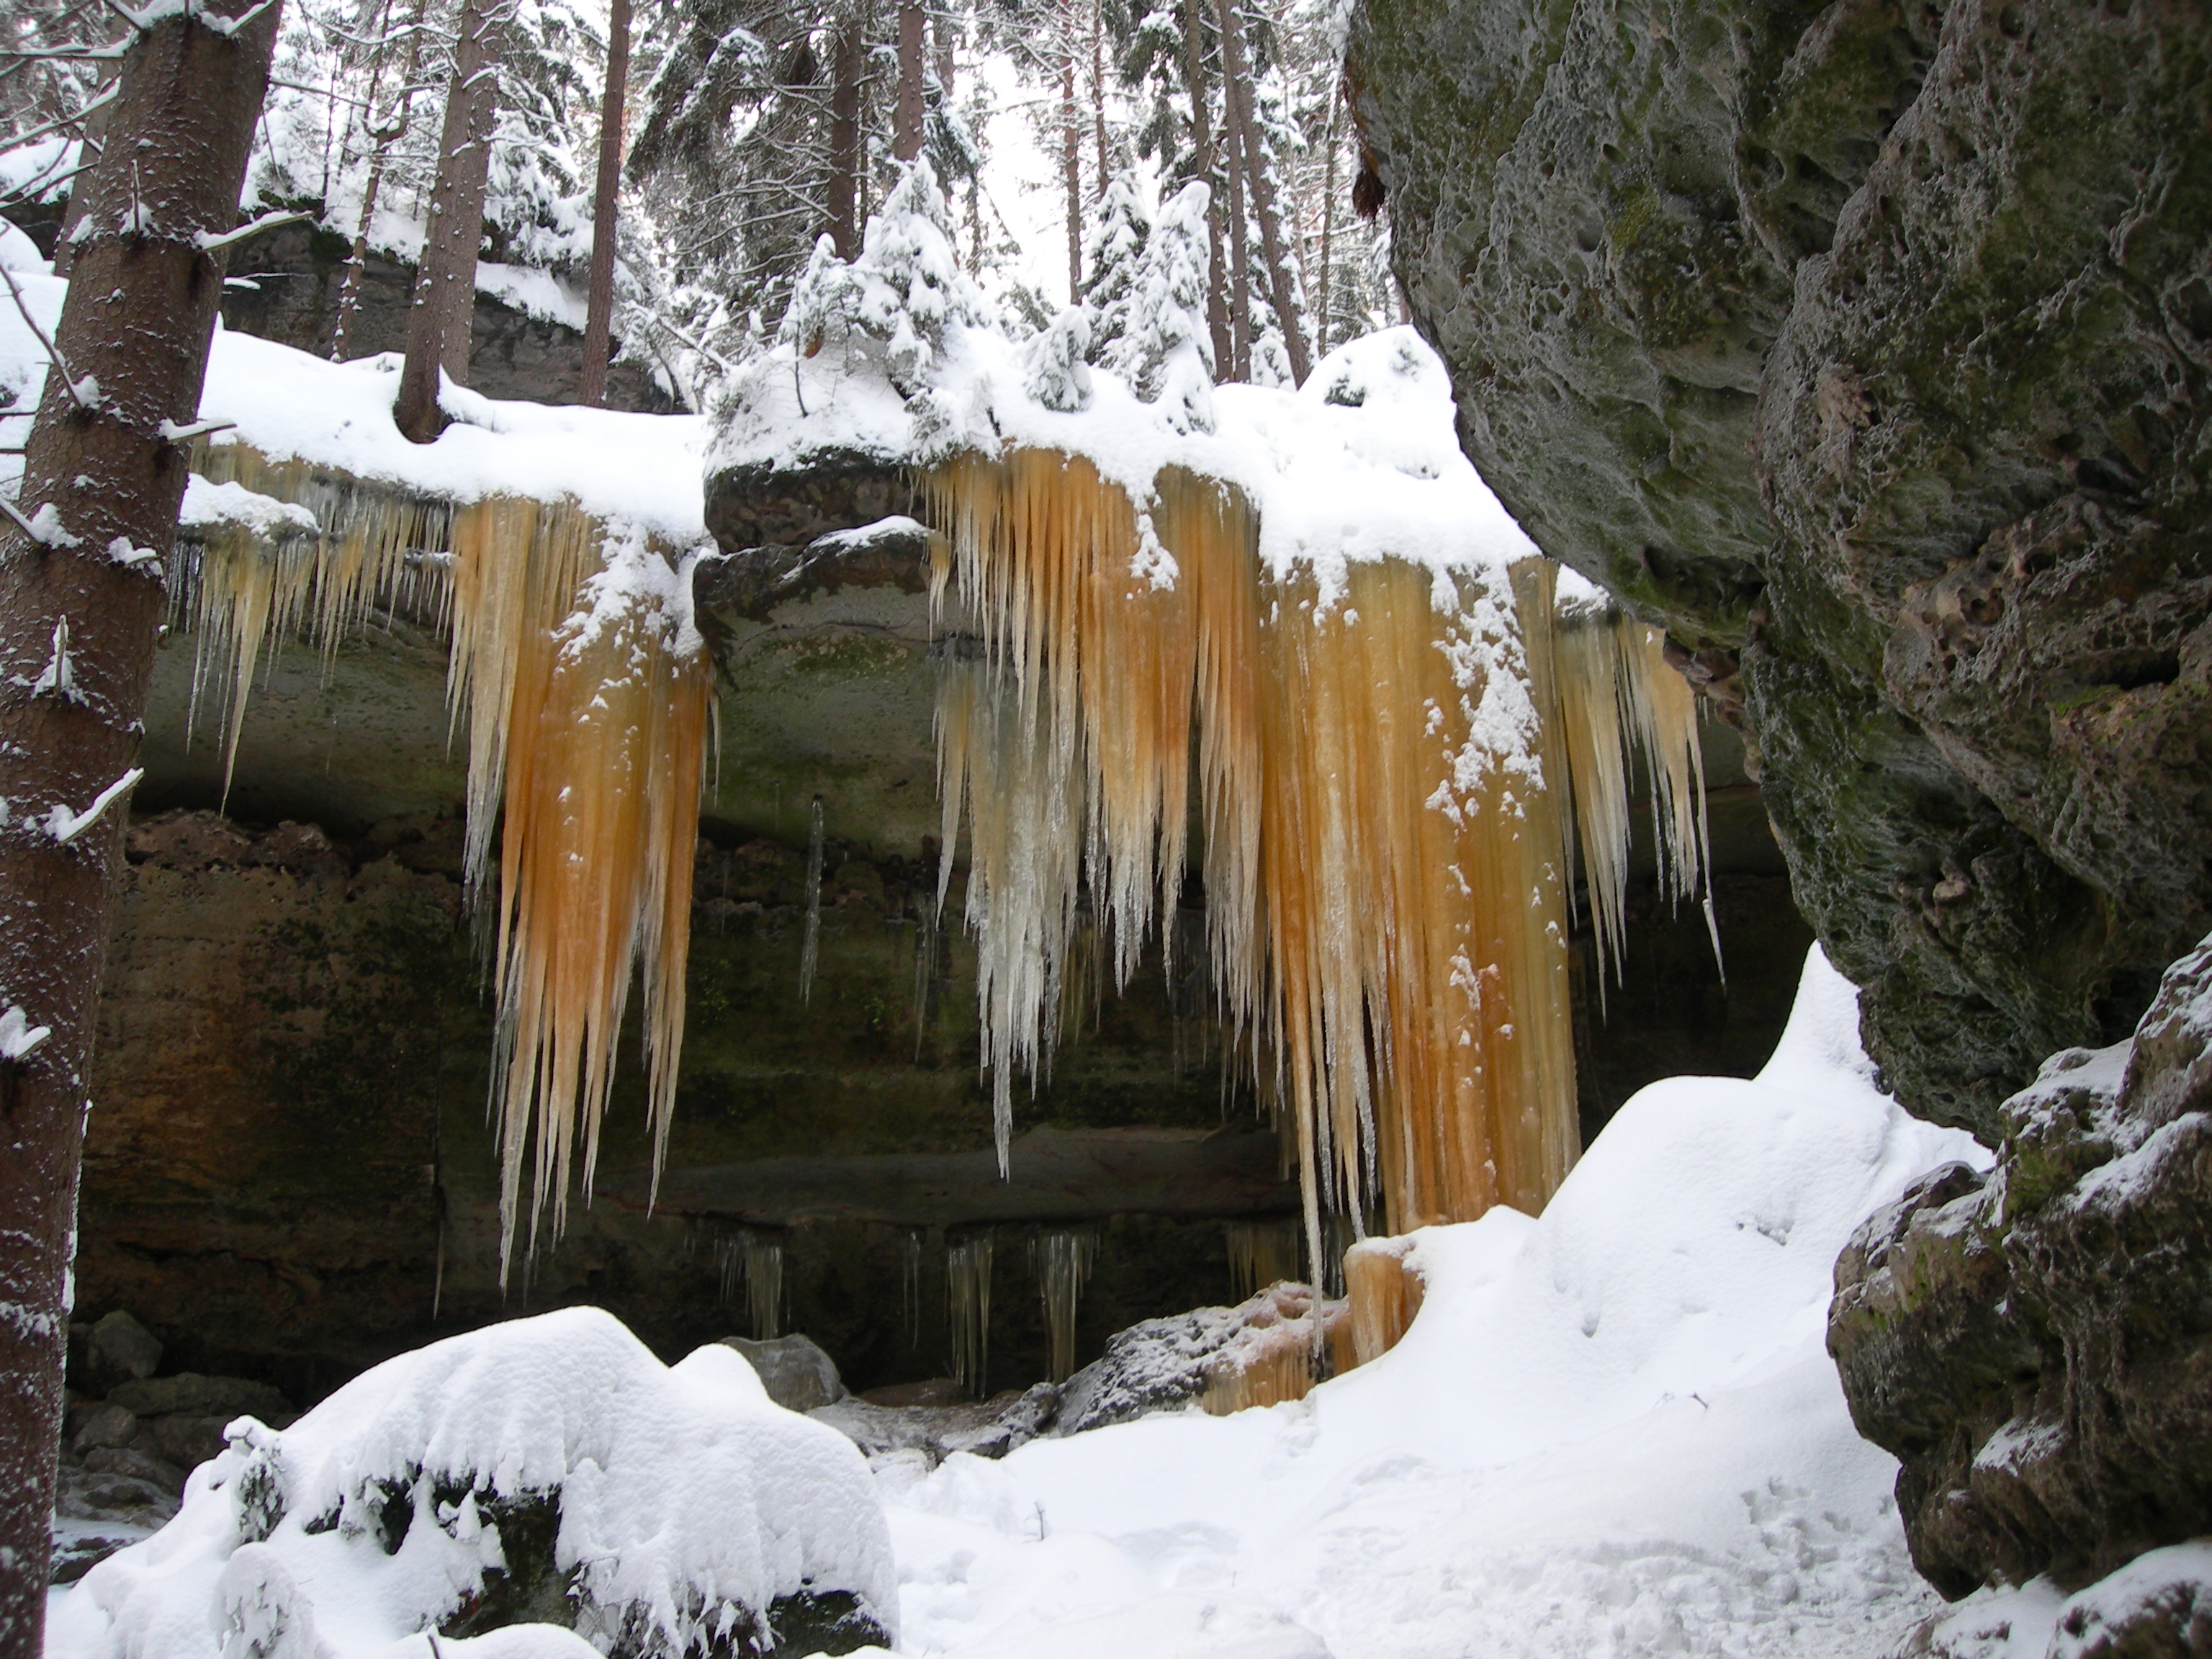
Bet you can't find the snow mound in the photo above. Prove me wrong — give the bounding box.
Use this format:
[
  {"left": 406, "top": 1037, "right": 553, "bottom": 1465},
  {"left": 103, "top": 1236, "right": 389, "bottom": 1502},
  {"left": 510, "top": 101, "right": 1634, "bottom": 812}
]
[
  {"left": 876, "top": 946, "right": 1989, "bottom": 1659},
  {"left": 47, "top": 1308, "right": 896, "bottom": 1659}
]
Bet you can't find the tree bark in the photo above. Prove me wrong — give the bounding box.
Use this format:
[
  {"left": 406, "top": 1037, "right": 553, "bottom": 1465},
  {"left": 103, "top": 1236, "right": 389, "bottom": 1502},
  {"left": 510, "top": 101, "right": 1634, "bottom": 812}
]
[
  {"left": 0, "top": 6, "right": 279, "bottom": 1649},
  {"left": 394, "top": 0, "right": 506, "bottom": 442},
  {"left": 48, "top": 67, "right": 120, "bottom": 281},
  {"left": 825, "top": 12, "right": 865, "bottom": 258},
  {"left": 1212, "top": 0, "right": 1308, "bottom": 383},
  {"left": 1178, "top": 0, "right": 1231, "bottom": 377},
  {"left": 579, "top": 0, "right": 631, "bottom": 405},
  {"left": 893, "top": 0, "right": 924, "bottom": 162}
]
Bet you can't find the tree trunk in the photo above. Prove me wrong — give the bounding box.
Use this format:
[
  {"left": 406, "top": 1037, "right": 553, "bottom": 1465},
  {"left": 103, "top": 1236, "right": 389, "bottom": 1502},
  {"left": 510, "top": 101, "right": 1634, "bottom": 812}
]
[
  {"left": 1179, "top": 0, "right": 1231, "bottom": 377},
  {"left": 893, "top": 0, "right": 924, "bottom": 162},
  {"left": 934, "top": 7, "right": 956, "bottom": 102},
  {"left": 1089, "top": 0, "right": 1108, "bottom": 199},
  {"left": 1224, "top": 103, "right": 1249, "bottom": 380},
  {"left": 333, "top": 0, "right": 424, "bottom": 361},
  {"left": 0, "top": 6, "right": 279, "bottom": 1649},
  {"left": 825, "top": 12, "right": 864, "bottom": 258},
  {"left": 1212, "top": 0, "right": 1309, "bottom": 384},
  {"left": 579, "top": 0, "right": 631, "bottom": 405},
  {"left": 1317, "top": 78, "right": 1339, "bottom": 354},
  {"left": 1060, "top": 20, "right": 1081, "bottom": 301},
  {"left": 394, "top": 0, "right": 506, "bottom": 443}
]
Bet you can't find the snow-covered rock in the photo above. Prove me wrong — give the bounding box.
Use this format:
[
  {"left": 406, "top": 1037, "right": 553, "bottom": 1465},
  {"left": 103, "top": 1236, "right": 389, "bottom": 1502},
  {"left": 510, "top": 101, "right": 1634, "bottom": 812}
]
[{"left": 47, "top": 1308, "right": 896, "bottom": 1659}]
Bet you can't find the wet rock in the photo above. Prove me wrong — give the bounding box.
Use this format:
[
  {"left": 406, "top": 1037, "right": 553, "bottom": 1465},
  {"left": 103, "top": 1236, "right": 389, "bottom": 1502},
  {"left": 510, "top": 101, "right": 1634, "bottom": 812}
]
[
  {"left": 810, "top": 1380, "right": 1060, "bottom": 1465},
  {"left": 719, "top": 1334, "right": 848, "bottom": 1414},
  {"left": 132, "top": 1412, "right": 247, "bottom": 1471},
  {"left": 84, "top": 1309, "right": 163, "bottom": 1394},
  {"left": 1830, "top": 934, "right": 2212, "bottom": 1595}
]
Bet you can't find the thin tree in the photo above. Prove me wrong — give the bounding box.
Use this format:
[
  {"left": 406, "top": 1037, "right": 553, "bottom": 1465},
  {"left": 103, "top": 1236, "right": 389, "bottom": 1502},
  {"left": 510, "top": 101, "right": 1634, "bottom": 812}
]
[
  {"left": 1058, "top": 0, "right": 1081, "bottom": 300},
  {"left": 393, "top": 0, "right": 509, "bottom": 442},
  {"left": 825, "top": 9, "right": 866, "bottom": 256},
  {"left": 1178, "top": 0, "right": 1230, "bottom": 374},
  {"left": 893, "top": 0, "right": 924, "bottom": 160},
  {"left": 332, "top": 0, "right": 427, "bottom": 361},
  {"left": 1211, "top": 0, "right": 1308, "bottom": 382},
  {"left": 579, "top": 0, "right": 633, "bottom": 404},
  {"left": 0, "top": 1, "right": 280, "bottom": 1645},
  {"left": 1223, "top": 89, "right": 1249, "bottom": 379},
  {"left": 1087, "top": 0, "right": 1106, "bottom": 199}
]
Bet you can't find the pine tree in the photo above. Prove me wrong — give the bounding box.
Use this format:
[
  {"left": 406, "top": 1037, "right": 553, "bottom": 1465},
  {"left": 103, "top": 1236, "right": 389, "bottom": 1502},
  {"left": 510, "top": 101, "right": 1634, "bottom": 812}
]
[
  {"left": 1079, "top": 168, "right": 1149, "bottom": 361},
  {"left": 580, "top": 0, "right": 632, "bottom": 404},
  {"left": 0, "top": 4, "right": 280, "bottom": 1643},
  {"left": 1107, "top": 177, "right": 1213, "bottom": 431}
]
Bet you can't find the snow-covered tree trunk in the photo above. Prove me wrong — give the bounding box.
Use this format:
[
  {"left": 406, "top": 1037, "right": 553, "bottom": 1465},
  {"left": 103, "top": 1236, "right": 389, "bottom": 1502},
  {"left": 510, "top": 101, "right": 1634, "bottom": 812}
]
[
  {"left": 579, "top": 0, "right": 631, "bottom": 405},
  {"left": 0, "top": 4, "right": 278, "bottom": 1646},
  {"left": 394, "top": 0, "right": 507, "bottom": 441},
  {"left": 1213, "top": 0, "right": 1309, "bottom": 384},
  {"left": 894, "top": 0, "right": 925, "bottom": 161},
  {"left": 1089, "top": 0, "right": 1107, "bottom": 199},
  {"left": 1179, "top": 0, "right": 1231, "bottom": 377}
]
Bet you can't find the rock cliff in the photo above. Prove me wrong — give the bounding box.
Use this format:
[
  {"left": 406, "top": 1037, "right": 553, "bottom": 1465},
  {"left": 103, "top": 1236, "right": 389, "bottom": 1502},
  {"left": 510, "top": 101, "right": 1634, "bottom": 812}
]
[{"left": 1347, "top": 0, "right": 2210, "bottom": 1140}]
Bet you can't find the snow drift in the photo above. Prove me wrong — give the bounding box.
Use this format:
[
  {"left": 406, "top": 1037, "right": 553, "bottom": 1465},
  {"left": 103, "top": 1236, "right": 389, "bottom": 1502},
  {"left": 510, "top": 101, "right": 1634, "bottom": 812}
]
[
  {"left": 871, "top": 946, "right": 1990, "bottom": 1659},
  {"left": 45, "top": 1308, "right": 896, "bottom": 1659}
]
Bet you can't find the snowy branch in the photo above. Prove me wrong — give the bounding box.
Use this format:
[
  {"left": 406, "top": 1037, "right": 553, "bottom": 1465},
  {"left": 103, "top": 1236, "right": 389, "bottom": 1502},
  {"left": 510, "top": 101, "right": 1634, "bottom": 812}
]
[
  {"left": 0, "top": 81, "right": 118, "bottom": 150},
  {"left": 197, "top": 0, "right": 280, "bottom": 40},
  {"left": 41, "top": 768, "right": 143, "bottom": 844},
  {"left": 0, "top": 1004, "right": 50, "bottom": 1061},
  {"left": 194, "top": 210, "right": 311, "bottom": 255},
  {"left": 0, "top": 500, "right": 85, "bottom": 549},
  {"left": 158, "top": 417, "right": 236, "bottom": 443},
  {"left": 31, "top": 616, "right": 78, "bottom": 701}
]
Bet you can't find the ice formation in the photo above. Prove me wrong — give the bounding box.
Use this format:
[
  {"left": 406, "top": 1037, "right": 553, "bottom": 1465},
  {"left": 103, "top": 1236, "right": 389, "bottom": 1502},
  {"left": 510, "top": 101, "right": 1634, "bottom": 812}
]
[
  {"left": 180, "top": 444, "right": 711, "bottom": 1280},
  {"left": 44, "top": 1308, "right": 896, "bottom": 1659}
]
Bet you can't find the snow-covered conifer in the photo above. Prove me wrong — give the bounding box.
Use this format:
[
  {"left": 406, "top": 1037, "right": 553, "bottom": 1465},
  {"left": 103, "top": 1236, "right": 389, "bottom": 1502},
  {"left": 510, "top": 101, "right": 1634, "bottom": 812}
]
[
  {"left": 1108, "top": 179, "right": 1215, "bottom": 433},
  {"left": 1023, "top": 307, "right": 1094, "bottom": 412},
  {"left": 778, "top": 233, "right": 863, "bottom": 358},
  {"left": 847, "top": 154, "right": 987, "bottom": 395},
  {"left": 1080, "top": 171, "right": 1151, "bottom": 363}
]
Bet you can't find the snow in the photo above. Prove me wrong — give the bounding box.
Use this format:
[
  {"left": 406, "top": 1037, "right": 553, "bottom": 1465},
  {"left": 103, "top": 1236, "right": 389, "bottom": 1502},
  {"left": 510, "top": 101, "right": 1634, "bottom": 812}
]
[
  {"left": 179, "top": 477, "right": 320, "bottom": 541},
  {"left": 0, "top": 270, "right": 709, "bottom": 550},
  {"left": 867, "top": 946, "right": 1988, "bottom": 1659},
  {"left": 716, "top": 261, "right": 1538, "bottom": 604},
  {"left": 45, "top": 1308, "right": 896, "bottom": 1659}
]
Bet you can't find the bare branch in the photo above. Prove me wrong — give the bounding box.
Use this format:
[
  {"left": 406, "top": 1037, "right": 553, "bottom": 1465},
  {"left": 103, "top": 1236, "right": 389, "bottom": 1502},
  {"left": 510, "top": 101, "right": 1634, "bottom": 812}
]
[{"left": 0, "top": 263, "right": 91, "bottom": 410}]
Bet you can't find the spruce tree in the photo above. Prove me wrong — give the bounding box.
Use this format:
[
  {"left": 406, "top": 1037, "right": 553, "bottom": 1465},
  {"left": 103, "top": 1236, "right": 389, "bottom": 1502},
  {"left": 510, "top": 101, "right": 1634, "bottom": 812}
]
[{"left": 1080, "top": 168, "right": 1150, "bottom": 363}]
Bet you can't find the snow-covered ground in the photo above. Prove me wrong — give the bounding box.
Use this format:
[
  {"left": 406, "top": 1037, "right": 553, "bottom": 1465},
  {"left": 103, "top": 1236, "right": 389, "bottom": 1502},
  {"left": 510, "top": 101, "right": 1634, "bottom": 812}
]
[
  {"left": 43, "top": 948, "right": 2000, "bottom": 1658},
  {"left": 856, "top": 946, "right": 1987, "bottom": 1659}
]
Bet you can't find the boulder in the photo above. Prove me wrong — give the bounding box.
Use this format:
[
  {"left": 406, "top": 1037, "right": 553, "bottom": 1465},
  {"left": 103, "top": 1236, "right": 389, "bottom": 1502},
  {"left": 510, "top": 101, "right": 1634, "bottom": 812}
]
[
  {"left": 70, "top": 1403, "right": 138, "bottom": 1455},
  {"left": 104, "top": 1372, "right": 292, "bottom": 1423},
  {"left": 81, "top": 1445, "right": 186, "bottom": 1493},
  {"left": 83, "top": 1309, "right": 162, "bottom": 1394},
  {"left": 810, "top": 1382, "right": 1060, "bottom": 1465},
  {"left": 718, "top": 1334, "right": 848, "bottom": 1415},
  {"left": 1830, "top": 932, "right": 2212, "bottom": 1594}
]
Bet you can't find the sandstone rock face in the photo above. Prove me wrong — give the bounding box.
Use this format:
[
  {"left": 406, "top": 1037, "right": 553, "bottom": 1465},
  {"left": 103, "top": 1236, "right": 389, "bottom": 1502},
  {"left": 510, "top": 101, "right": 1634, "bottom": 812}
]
[
  {"left": 1347, "top": 0, "right": 2211, "bottom": 1138},
  {"left": 1828, "top": 932, "right": 2212, "bottom": 1595},
  {"left": 218, "top": 222, "right": 673, "bottom": 413}
]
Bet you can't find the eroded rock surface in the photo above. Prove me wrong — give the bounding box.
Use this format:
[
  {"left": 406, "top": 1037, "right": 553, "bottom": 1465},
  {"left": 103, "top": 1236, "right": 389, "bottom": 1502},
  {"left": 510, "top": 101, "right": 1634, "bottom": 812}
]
[
  {"left": 1348, "top": 0, "right": 2211, "bottom": 1136},
  {"left": 1829, "top": 932, "right": 2212, "bottom": 1594}
]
